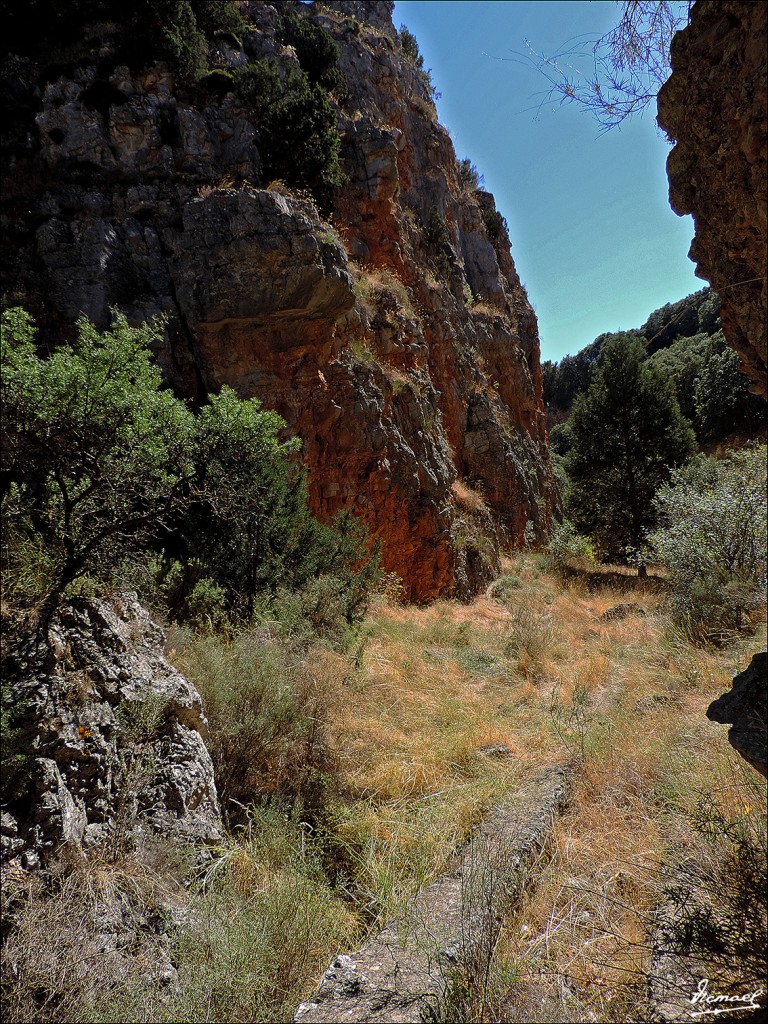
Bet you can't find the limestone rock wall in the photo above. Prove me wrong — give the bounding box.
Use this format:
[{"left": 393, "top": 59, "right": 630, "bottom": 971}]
[
  {"left": 657, "top": 0, "right": 767, "bottom": 396},
  {"left": 1, "top": 595, "right": 222, "bottom": 867},
  {"left": 1, "top": 0, "right": 555, "bottom": 601}
]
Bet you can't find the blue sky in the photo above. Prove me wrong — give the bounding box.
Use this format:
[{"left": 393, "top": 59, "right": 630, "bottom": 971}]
[{"left": 392, "top": 0, "right": 701, "bottom": 362}]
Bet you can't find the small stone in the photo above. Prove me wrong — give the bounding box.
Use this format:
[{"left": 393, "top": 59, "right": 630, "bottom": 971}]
[{"left": 476, "top": 743, "right": 513, "bottom": 759}]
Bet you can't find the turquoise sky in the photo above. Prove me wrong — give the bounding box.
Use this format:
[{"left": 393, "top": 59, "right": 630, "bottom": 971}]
[{"left": 392, "top": 0, "right": 701, "bottom": 362}]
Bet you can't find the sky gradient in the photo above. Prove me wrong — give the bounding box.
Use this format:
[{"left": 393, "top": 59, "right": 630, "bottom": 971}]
[{"left": 392, "top": 0, "right": 701, "bottom": 362}]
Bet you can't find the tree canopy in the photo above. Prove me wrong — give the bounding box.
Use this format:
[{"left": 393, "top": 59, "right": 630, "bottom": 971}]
[
  {"left": 565, "top": 332, "right": 696, "bottom": 557},
  {"left": 1, "top": 308, "right": 378, "bottom": 629}
]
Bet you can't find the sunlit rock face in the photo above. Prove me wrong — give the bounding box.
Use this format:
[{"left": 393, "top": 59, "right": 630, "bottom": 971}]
[
  {"left": 1, "top": 0, "right": 555, "bottom": 601},
  {"left": 657, "top": 0, "right": 768, "bottom": 397}
]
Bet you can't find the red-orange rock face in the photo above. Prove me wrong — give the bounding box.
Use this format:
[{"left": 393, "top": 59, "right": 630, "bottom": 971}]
[
  {"left": 657, "top": 0, "right": 768, "bottom": 396},
  {"left": 1, "top": 0, "right": 555, "bottom": 601}
]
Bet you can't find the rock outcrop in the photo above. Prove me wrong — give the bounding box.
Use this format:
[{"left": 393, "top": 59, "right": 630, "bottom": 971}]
[
  {"left": 0, "top": 595, "right": 222, "bottom": 867},
  {"left": 0, "top": 0, "right": 555, "bottom": 601},
  {"left": 657, "top": 0, "right": 768, "bottom": 396},
  {"left": 707, "top": 652, "right": 767, "bottom": 778},
  {"left": 658, "top": 1, "right": 768, "bottom": 778}
]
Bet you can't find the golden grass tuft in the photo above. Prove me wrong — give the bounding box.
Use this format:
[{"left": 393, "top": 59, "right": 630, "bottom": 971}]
[{"left": 451, "top": 478, "right": 491, "bottom": 515}]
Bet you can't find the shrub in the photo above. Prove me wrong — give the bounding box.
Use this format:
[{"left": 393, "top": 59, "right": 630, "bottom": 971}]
[
  {"left": 154, "top": 0, "right": 208, "bottom": 82},
  {"left": 234, "top": 58, "right": 344, "bottom": 202},
  {"left": 398, "top": 26, "right": 423, "bottom": 66},
  {"left": 649, "top": 446, "right": 767, "bottom": 639},
  {"left": 544, "top": 520, "right": 595, "bottom": 572},
  {"left": 398, "top": 24, "right": 439, "bottom": 102},
  {"left": 164, "top": 856, "right": 355, "bottom": 1023},
  {"left": 425, "top": 211, "right": 456, "bottom": 276},
  {"left": 482, "top": 207, "right": 508, "bottom": 246},
  {"left": 169, "top": 628, "right": 342, "bottom": 827},
  {"left": 457, "top": 158, "right": 483, "bottom": 191},
  {"left": 278, "top": 6, "right": 345, "bottom": 94},
  {"left": 653, "top": 761, "right": 767, "bottom": 1011}
]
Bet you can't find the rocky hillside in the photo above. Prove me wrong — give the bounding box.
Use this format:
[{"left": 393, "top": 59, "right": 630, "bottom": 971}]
[
  {"left": 0, "top": 0, "right": 555, "bottom": 601},
  {"left": 1, "top": 594, "right": 222, "bottom": 868},
  {"left": 657, "top": 0, "right": 767, "bottom": 397},
  {"left": 542, "top": 287, "right": 766, "bottom": 442}
]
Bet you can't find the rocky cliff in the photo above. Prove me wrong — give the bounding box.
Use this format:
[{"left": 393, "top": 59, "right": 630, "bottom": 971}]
[
  {"left": 657, "top": 0, "right": 767, "bottom": 397},
  {"left": 0, "top": 0, "right": 555, "bottom": 601},
  {"left": 658, "top": 0, "right": 768, "bottom": 780}
]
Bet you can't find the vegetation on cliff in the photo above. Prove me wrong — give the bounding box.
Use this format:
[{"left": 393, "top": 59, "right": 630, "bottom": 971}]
[
  {"left": 1, "top": 308, "right": 379, "bottom": 631},
  {"left": 543, "top": 288, "right": 765, "bottom": 442}
]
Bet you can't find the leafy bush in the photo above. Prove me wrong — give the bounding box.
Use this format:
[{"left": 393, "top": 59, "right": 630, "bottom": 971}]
[
  {"left": 234, "top": 58, "right": 344, "bottom": 201},
  {"left": 1, "top": 308, "right": 379, "bottom": 630},
  {"left": 0, "top": 835, "right": 356, "bottom": 1024},
  {"left": 649, "top": 446, "right": 767, "bottom": 639},
  {"left": 544, "top": 520, "right": 595, "bottom": 571}
]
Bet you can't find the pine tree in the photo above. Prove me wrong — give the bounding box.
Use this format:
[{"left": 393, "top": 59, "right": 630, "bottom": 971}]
[{"left": 565, "top": 333, "right": 696, "bottom": 558}]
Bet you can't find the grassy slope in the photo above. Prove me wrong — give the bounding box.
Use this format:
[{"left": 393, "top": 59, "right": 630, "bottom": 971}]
[
  {"left": 323, "top": 554, "right": 767, "bottom": 1021},
  {"left": 4, "top": 555, "right": 765, "bottom": 1023}
]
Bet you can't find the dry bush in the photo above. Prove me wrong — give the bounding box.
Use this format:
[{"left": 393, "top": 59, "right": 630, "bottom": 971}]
[
  {"left": 1, "top": 857, "right": 181, "bottom": 1024},
  {"left": 168, "top": 627, "right": 349, "bottom": 827},
  {"left": 503, "top": 603, "right": 558, "bottom": 680},
  {"left": 452, "top": 479, "right": 490, "bottom": 516}
]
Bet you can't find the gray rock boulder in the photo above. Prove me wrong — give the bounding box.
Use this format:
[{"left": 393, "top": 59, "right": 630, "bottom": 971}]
[
  {"left": 1, "top": 594, "right": 222, "bottom": 866},
  {"left": 707, "top": 652, "right": 768, "bottom": 777}
]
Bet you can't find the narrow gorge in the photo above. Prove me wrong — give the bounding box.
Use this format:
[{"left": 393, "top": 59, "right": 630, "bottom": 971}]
[{"left": 1, "top": 0, "right": 554, "bottom": 602}]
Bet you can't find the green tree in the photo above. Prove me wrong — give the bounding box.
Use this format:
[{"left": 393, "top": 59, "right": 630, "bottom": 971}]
[
  {"left": 1, "top": 308, "right": 379, "bottom": 632},
  {"left": 565, "top": 332, "right": 695, "bottom": 557},
  {"left": 693, "top": 336, "right": 765, "bottom": 440},
  {"left": 2, "top": 308, "right": 197, "bottom": 614}
]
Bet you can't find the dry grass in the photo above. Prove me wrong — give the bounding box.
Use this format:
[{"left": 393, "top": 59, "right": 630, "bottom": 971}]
[
  {"left": 452, "top": 479, "right": 491, "bottom": 515},
  {"left": 326, "top": 553, "right": 766, "bottom": 1021},
  {"left": 6, "top": 554, "right": 764, "bottom": 1023},
  {"left": 449, "top": 557, "right": 768, "bottom": 1023}
]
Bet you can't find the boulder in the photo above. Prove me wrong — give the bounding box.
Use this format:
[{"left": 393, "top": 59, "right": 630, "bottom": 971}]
[
  {"left": 707, "top": 652, "right": 768, "bottom": 777},
  {"left": 1, "top": 594, "right": 222, "bottom": 866}
]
